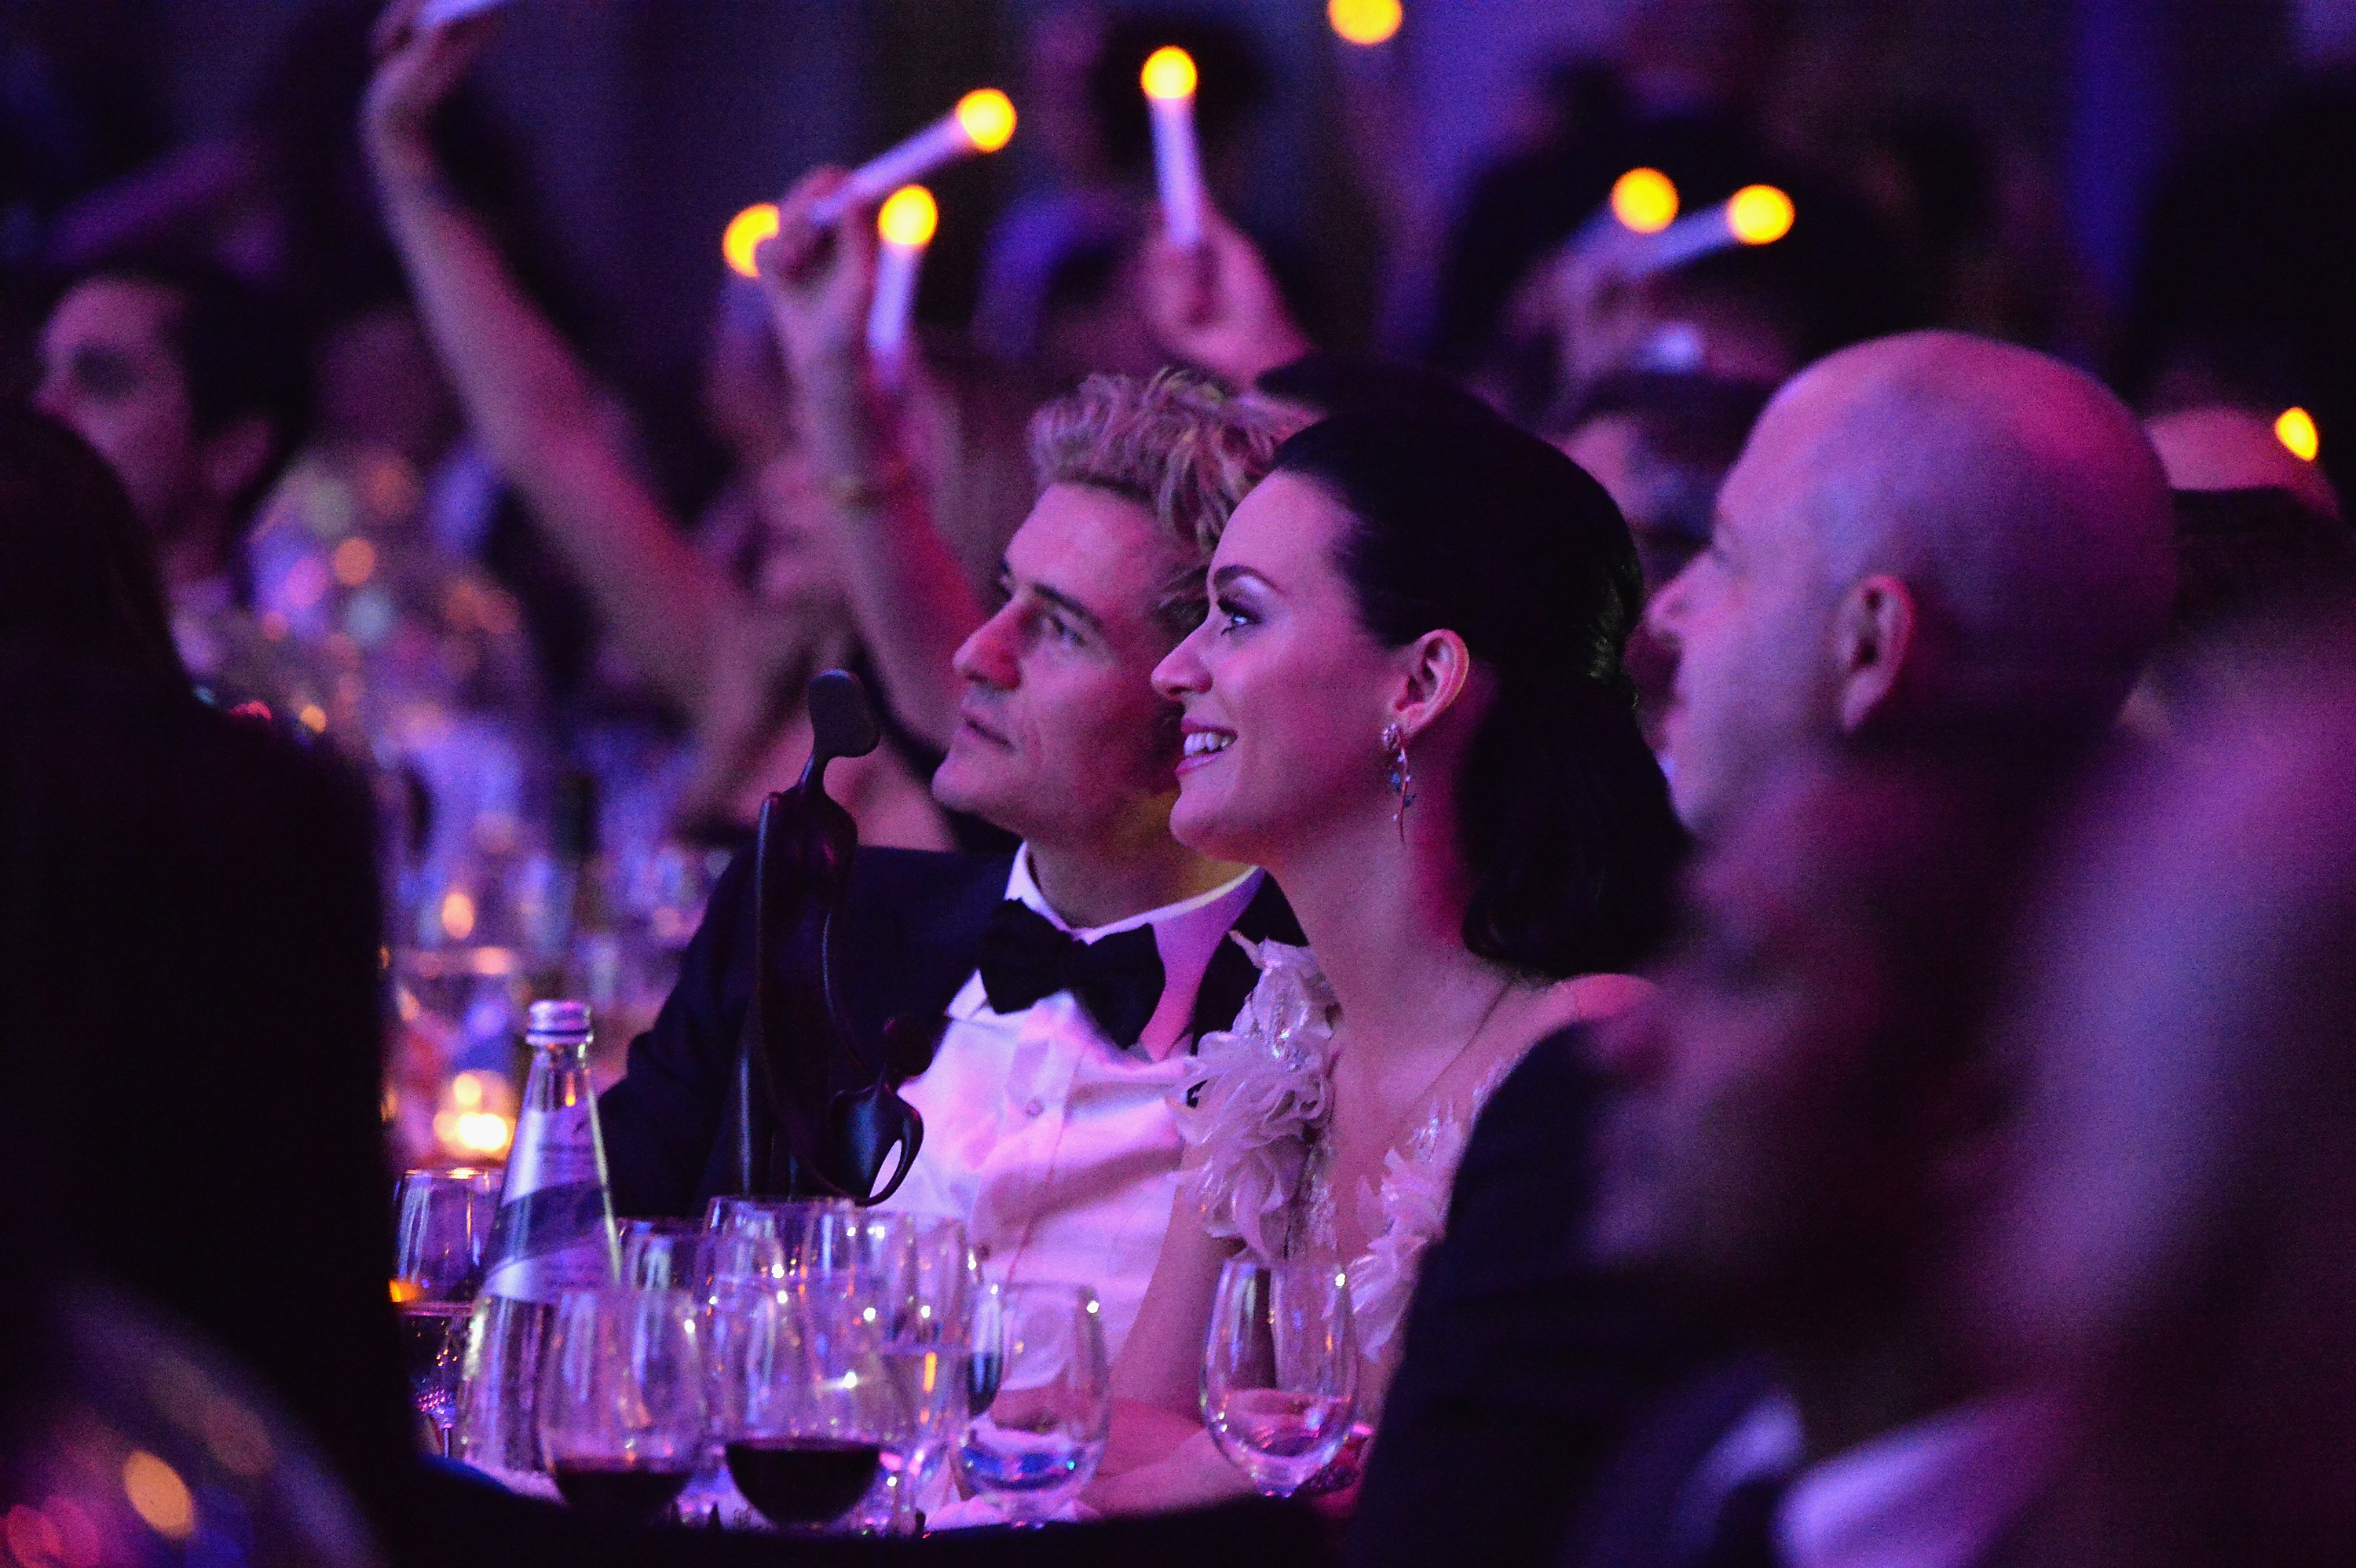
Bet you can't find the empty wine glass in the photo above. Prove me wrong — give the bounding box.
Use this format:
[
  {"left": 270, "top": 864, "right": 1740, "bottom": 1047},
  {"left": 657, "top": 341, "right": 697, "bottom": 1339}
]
[
  {"left": 391, "top": 1167, "right": 497, "bottom": 1454},
  {"left": 621, "top": 1218, "right": 706, "bottom": 1292},
  {"left": 1202, "top": 1257, "right": 1357, "bottom": 1497},
  {"left": 719, "top": 1283, "right": 910, "bottom": 1533},
  {"left": 538, "top": 1286, "right": 707, "bottom": 1525},
  {"left": 865, "top": 1215, "right": 979, "bottom": 1527},
  {"left": 953, "top": 1283, "right": 1110, "bottom": 1522}
]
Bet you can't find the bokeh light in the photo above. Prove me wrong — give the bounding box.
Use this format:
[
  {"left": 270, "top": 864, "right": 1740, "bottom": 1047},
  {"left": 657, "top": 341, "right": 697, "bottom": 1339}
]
[
  {"left": 1611, "top": 167, "right": 1680, "bottom": 234},
  {"left": 1142, "top": 46, "right": 1198, "bottom": 101},
  {"left": 2276, "top": 406, "right": 2321, "bottom": 462},
  {"left": 121, "top": 1454, "right": 193, "bottom": 1541},
  {"left": 1728, "top": 185, "right": 1795, "bottom": 246},
  {"left": 878, "top": 185, "right": 939, "bottom": 248},
  {"left": 1328, "top": 0, "right": 1403, "bottom": 46},
  {"left": 439, "top": 890, "right": 477, "bottom": 942},
  {"left": 954, "top": 89, "right": 1017, "bottom": 152},
  {"left": 723, "top": 203, "right": 780, "bottom": 280}
]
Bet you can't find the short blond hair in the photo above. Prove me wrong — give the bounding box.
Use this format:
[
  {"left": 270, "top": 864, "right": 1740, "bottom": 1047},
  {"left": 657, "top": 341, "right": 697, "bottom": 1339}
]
[{"left": 1027, "top": 371, "right": 1294, "bottom": 608}]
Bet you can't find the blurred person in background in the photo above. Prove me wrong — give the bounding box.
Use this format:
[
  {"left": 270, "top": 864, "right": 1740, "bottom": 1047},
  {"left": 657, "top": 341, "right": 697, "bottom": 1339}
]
[
  {"left": 1347, "top": 331, "right": 2176, "bottom": 1568},
  {"left": 365, "top": 0, "right": 952, "bottom": 851},
  {"left": 30, "top": 254, "right": 313, "bottom": 696},
  {"left": 1549, "top": 371, "right": 1773, "bottom": 749},
  {"left": 1572, "top": 755, "right": 2057, "bottom": 1568},
  {"left": 1969, "top": 617, "right": 2356, "bottom": 1568}
]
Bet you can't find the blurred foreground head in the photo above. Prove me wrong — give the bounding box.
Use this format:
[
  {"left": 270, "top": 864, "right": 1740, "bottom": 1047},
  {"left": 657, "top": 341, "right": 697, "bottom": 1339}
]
[
  {"left": 1588, "top": 752, "right": 2036, "bottom": 1348},
  {"left": 1645, "top": 331, "right": 2177, "bottom": 839},
  {"left": 1973, "top": 616, "right": 2356, "bottom": 1566}
]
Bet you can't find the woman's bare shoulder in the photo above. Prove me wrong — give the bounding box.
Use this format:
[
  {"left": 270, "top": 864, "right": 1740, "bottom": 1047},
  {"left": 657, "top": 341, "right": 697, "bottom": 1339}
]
[{"left": 1528, "top": 970, "right": 1654, "bottom": 1033}]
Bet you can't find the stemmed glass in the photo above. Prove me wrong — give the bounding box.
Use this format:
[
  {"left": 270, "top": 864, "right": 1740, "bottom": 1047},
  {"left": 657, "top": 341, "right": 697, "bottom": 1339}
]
[
  {"left": 864, "top": 1215, "right": 980, "bottom": 1527},
  {"left": 719, "top": 1282, "right": 911, "bottom": 1533},
  {"left": 1201, "top": 1257, "right": 1358, "bottom": 1497},
  {"left": 538, "top": 1286, "right": 708, "bottom": 1525},
  {"left": 621, "top": 1218, "right": 707, "bottom": 1292},
  {"left": 391, "top": 1167, "right": 497, "bottom": 1455},
  {"left": 953, "top": 1283, "right": 1111, "bottom": 1522}
]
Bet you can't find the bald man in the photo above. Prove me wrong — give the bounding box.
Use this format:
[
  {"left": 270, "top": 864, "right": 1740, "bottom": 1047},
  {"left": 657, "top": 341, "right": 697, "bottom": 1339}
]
[
  {"left": 1647, "top": 330, "right": 2177, "bottom": 839},
  {"left": 1351, "top": 334, "right": 2178, "bottom": 1568}
]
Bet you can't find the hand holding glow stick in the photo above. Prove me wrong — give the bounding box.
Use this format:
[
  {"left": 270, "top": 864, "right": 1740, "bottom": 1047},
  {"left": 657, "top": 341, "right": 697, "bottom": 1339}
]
[
  {"left": 807, "top": 90, "right": 1014, "bottom": 229},
  {"left": 865, "top": 186, "right": 938, "bottom": 389},
  {"left": 1143, "top": 47, "right": 1205, "bottom": 250}
]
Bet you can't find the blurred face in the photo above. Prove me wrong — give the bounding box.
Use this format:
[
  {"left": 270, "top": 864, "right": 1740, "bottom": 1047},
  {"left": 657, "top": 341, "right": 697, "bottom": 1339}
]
[
  {"left": 1644, "top": 400, "right": 1840, "bottom": 837},
  {"left": 1152, "top": 473, "right": 1409, "bottom": 866},
  {"left": 33, "top": 279, "right": 201, "bottom": 533},
  {"left": 1586, "top": 795, "right": 1908, "bottom": 1325},
  {"left": 934, "top": 483, "right": 1196, "bottom": 849}
]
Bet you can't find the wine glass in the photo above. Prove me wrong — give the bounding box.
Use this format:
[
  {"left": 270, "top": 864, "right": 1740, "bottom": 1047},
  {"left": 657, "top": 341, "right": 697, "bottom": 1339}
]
[
  {"left": 621, "top": 1218, "right": 706, "bottom": 1292},
  {"left": 538, "top": 1287, "right": 707, "bottom": 1525},
  {"left": 1201, "top": 1257, "right": 1358, "bottom": 1497},
  {"left": 864, "top": 1215, "right": 979, "bottom": 1527},
  {"left": 953, "top": 1283, "right": 1110, "bottom": 1522},
  {"left": 719, "top": 1283, "right": 911, "bottom": 1533},
  {"left": 391, "top": 1167, "right": 497, "bottom": 1454}
]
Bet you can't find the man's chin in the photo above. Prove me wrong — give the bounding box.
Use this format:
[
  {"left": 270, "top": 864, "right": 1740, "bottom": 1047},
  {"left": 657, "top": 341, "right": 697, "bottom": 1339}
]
[{"left": 931, "top": 753, "right": 1025, "bottom": 837}]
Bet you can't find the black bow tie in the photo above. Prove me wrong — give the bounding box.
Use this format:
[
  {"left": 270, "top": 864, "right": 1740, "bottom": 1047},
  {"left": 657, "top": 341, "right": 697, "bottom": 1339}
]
[{"left": 977, "top": 901, "right": 1167, "bottom": 1048}]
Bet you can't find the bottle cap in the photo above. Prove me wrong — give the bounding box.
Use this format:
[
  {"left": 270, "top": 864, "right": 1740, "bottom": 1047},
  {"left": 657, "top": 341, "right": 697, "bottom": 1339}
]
[{"left": 525, "top": 999, "right": 593, "bottom": 1043}]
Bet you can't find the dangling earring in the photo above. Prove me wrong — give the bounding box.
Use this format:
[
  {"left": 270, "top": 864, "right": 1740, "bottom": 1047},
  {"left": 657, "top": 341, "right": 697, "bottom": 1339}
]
[{"left": 1381, "top": 722, "right": 1416, "bottom": 841}]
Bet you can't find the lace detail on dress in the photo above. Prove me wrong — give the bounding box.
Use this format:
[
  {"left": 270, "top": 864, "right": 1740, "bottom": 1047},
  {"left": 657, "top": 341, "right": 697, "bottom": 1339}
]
[{"left": 1172, "top": 941, "right": 1516, "bottom": 1373}]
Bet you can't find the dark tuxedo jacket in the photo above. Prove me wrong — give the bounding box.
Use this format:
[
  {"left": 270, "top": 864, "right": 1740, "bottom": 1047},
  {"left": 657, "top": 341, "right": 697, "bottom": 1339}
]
[
  {"left": 601, "top": 846, "right": 1301, "bottom": 1219},
  {"left": 1346, "top": 1025, "right": 1714, "bottom": 1568}
]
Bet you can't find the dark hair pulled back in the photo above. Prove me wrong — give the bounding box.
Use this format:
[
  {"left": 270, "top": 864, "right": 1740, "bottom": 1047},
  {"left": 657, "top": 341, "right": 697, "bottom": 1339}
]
[{"left": 1272, "top": 409, "right": 1685, "bottom": 978}]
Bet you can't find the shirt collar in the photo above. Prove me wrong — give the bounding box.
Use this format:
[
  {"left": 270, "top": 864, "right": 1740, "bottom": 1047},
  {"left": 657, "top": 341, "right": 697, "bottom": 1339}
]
[
  {"left": 1781, "top": 1391, "right": 2073, "bottom": 1568},
  {"left": 963, "top": 846, "right": 1264, "bottom": 1059}
]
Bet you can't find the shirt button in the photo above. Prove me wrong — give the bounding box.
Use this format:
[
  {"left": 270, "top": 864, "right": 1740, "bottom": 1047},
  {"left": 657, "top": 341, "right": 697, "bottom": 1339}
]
[{"left": 1023, "top": 1098, "right": 1044, "bottom": 1117}]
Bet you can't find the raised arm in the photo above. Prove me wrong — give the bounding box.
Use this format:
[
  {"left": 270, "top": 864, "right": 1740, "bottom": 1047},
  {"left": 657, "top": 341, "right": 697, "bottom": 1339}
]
[
  {"left": 361, "top": 0, "right": 741, "bottom": 717},
  {"left": 755, "top": 172, "right": 987, "bottom": 752},
  {"left": 1140, "top": 203, "right": 1315, "bottom": 392}
]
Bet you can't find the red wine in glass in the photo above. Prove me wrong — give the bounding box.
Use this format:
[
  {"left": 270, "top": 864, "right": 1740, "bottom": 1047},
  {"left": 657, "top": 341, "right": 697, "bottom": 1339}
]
[
  {"left": 724, "top": 1438, "right": 883, "bottom": 1529},
  {"left": 551, "top": 1461, "right": 693, "bottom": 1525}
]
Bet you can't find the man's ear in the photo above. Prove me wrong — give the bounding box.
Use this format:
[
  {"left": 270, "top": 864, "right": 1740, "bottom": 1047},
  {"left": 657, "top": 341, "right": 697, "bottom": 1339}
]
[
  {"left": 196, "top": 415, "right": 279, "bottom": 510},
  {"left": 1831, "top": 573, "right": 1915, "bottom": 733},
  {"left": 1386, "top": 628, "right": 1474, "bottom": 740}
]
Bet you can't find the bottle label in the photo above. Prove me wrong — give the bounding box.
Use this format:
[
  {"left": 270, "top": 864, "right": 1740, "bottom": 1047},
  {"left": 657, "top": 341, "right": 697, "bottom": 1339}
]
[{"left": 484, "top": 1103, "right": 613, "bottom": 1305}]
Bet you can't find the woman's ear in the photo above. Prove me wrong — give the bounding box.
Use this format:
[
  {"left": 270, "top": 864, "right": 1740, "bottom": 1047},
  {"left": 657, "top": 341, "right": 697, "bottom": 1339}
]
[{"left": 1387, "top": 628, "right": 1474, "bottom": 739}]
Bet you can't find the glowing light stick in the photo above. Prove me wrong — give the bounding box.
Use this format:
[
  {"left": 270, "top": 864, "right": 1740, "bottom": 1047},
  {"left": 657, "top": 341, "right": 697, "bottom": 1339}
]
[
  {"left": 808, "top": 90, "right": 1014, "bottom": 228},
  {"left": 1619, "top": 184, "right": 1793, "bottom": 278},
  {"left": 723, "top": 203, "right": 781, "bottom": 280},
  {"left": 865, "top": 186, "right": 938, "bottom": 387},
  {"left": 1328, "top": 0, "right": 1403, "bottom": 46},
  {"left": 1143, "top": 47, "right": 1205, "bottom": 249},
  {"left": 416, "top": 0, "right": 510, "bottom": 25},
  {"left": 2277, "top": 406, "right": 2321, "bottom": 462},
  {"left": 1610, "top": 168, "right": 1680, "bottom": 235}
]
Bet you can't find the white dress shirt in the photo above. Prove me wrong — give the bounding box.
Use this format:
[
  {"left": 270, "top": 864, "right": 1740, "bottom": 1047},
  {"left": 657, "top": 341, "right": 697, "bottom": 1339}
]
[
  {"left": 876, "top": 849, "right": 1263, "bottom": 1359},
  {"left": 1779, "top": 1392, "right": 2072, "bottom": 1568}
]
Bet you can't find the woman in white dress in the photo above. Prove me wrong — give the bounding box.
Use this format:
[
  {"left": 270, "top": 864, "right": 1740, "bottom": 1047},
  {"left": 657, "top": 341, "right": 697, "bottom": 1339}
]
[{"left": 1086, "top": 405, "right": 1685, "bottom": 1512}]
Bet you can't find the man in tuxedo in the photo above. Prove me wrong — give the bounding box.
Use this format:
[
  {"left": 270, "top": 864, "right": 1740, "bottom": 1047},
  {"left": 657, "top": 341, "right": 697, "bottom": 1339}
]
[
  {"left": 1351, "top": 333, "right": 2177, "bottom": 1568},
  {"left": 600, "top": 370, "right": 1300, "bottom": 1357}
]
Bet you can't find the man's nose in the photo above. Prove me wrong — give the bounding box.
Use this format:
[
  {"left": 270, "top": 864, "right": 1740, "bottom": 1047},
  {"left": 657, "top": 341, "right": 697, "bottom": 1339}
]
[{"left": 952, "top": 605, "right": 1021, "bottom": 689}]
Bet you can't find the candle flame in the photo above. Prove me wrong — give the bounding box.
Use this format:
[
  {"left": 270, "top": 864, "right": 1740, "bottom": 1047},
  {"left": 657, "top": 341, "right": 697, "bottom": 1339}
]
[
  {"left": 2277, "top": 406, "right": 2321, "bottom": 462},
  {"left": 954, "top": 89, "right": 1017, "bottom": 153},
  {"left": 1728, "top": 185, "right": 1794, "bottom": 246},
  {"left": 1611, "top": 168, "right": 1679, "bottom": 234},
  {"left": 723, "top": 203, "right": 781, "bottom": 280},
  {"left": 1328, "top": 0, "right": 1403, "bottom": 46},
  {"left": 878, "top": 185, "right": 939, "bottom": 248},
  {"left": 1142, "top": 46, "right": 1198, "bottom": 101}
]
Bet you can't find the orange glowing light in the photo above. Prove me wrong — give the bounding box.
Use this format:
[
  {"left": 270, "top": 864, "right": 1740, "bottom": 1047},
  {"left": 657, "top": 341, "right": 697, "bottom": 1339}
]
[
  {"left": 298, "top": 704, "right": 327, "bottom": 733},
  {"left": 1611, "top": 168, "right": 1679, "bottom": 234},
  {"left": 723, "top": 203, "right": 781, "bottom": 280},
  {"left": 2277, "top": 406, "right": 2321, "bottom": 462},
  {"left": 877, "top": 185, "right": 939, "bottom": 248},
  {"left": 452, "top": 1071, "right": 485, "bottom": 1109},
  {"left": 453, "top": 1111, "right": 514, "bottom": 1157},
  {"left": 331, "top": 536, "right": 377, "bottom": 587},
  {"left": 390, "top": 1278, "right": 423, "bottom": 1303},
  {"left": 1142, "top": 46, "right": 1198, "bottom": 101},
  {"left": 954, "top": 89, "right": 1017, "bottom": 153},
  {"left": 439, "top": 890, "right": 477, "bottom": 941},
  {"left": 1728, "top": 185, "right": 1794, "bottom": 246},
  {"left": 1328, "top": 0, "right": 1403, "bottom": 46},
  {"left": 122, "top": 1453, "right": 194, "bottom": 1540}
]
